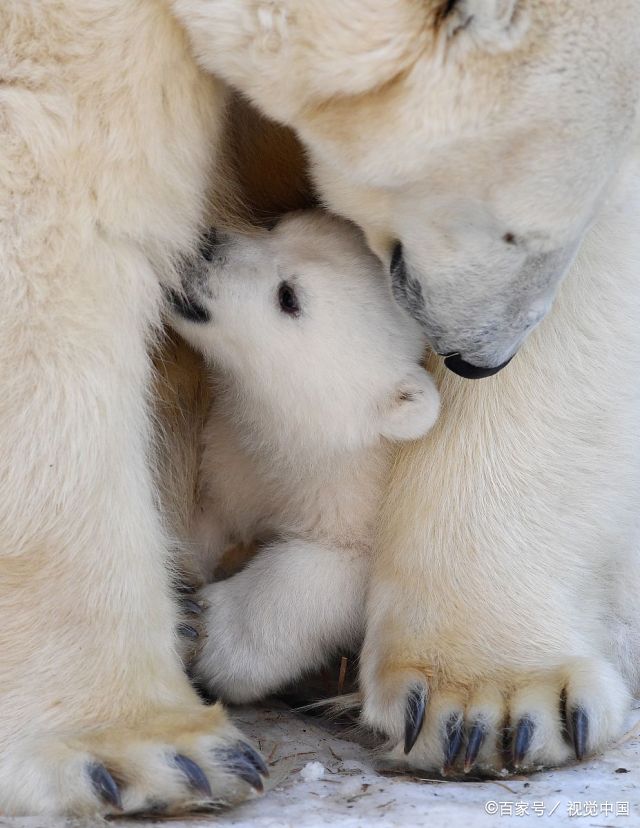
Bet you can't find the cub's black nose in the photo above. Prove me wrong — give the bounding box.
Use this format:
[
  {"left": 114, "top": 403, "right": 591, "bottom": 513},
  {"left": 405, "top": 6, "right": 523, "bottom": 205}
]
[
  {"left": 199, "top": 227, "right": 219, "bottom": 261},
  {"left": 165, "top": 287, "right": 210, "bottom": 324},
  {"left": 390, "top": 242, "right": 404, "bottom": 275},
  {"left": 443, "top": 353, "right": 513, "bottom": 379}
]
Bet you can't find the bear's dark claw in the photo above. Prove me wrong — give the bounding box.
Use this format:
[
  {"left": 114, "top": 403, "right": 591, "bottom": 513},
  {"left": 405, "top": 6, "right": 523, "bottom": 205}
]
[
  {"left": 182, "top": 599, "right": 203, "bottom": 616},
  {"left": 88, "top": 762, "right": 122, "bottom": 811},
  {"left": 442, "top": 713, "right": 464, "bottom": 773},
  {"left": 464, "top": 721, "right": 486, "bottom": 773},
  {"left": 178, "top": 623, "right": 199, "bottom": 640},
  {"left": 404, "top": 685, "right": 427, "bottom": 755},
  {"left": 513, "top": 716, "right": 535, "bottom": 768},
  {"left": 173, "top": 753, "right": 212, "bottom": 798},
  {"left": 219, "top": 744, "right": 267, "bottom": 792},
  {"left": 570, "top": 707, "right": 589, "bottom": 761}
]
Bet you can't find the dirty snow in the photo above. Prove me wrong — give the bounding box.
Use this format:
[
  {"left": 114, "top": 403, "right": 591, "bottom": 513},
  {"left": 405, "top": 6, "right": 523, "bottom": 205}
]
[{"left": 3, "top": 701, "right": 639, "bottom": 828}]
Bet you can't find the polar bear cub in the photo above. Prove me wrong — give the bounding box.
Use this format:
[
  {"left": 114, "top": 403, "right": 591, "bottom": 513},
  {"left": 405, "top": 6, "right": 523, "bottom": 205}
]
[{"left": 169, "top": 210, "right": 439, "bottom": 702}]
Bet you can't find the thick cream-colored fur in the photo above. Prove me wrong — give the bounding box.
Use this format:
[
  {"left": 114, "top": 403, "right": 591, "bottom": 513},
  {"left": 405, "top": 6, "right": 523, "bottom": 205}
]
[
  {"left": 172, "top": 0, "right": 640, "bottom": 771},
  {"left": 169, "top": 211, "right": 439, "bottom": 702},
  {"left": 0, "top": 2, "right": 267, "bottom": 816}
]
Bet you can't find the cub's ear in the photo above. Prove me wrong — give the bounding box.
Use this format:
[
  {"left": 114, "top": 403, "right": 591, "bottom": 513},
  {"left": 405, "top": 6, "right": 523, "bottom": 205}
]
[
  {"left": 380, "top": 366, "right": 440, "bottom": 443},
  {"left": 434, "top": 0, "right": 525, "bottom": 49}
]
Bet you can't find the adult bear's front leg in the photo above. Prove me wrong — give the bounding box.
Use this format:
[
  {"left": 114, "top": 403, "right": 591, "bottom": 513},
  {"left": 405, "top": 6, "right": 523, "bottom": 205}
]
[
  {"left": 0, "top": 228, "right": 265, "bottom": 815},
  {"left": 361, "top": 375, "right": 633, "bottom": 774},
  {"left": 360, "top": 210, "right": 640, "bottom": 774}
]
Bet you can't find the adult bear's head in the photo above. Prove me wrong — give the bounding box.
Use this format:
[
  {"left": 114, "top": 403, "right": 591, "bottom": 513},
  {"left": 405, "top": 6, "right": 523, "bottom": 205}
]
[{"left": 173, "top": 0, "right": 640, "bottom": 376}]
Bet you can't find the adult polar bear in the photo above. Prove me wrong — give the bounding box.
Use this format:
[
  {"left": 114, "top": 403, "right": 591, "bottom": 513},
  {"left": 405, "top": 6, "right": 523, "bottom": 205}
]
[
  {"left": 175, "top": 0, "right": 640, "bottom": 774},
  {"left": 0, "top": 0, "right": 637, "bottom": 818},
  {"left": 0, "top": 2, "right": 268, "bottom": 816}
]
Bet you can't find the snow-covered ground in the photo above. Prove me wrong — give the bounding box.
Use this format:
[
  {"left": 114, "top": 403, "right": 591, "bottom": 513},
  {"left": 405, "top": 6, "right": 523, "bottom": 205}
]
[
  {"left": 4, "top": 701, "right": 639, "bottom": 828},
  {"left": 205, "top": 702, "right": 640, "bottom": 828}
]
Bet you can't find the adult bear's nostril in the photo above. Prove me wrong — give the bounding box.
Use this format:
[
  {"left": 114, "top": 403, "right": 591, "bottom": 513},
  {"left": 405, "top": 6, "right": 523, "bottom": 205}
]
[{"left": 442, "top": 353, "right": 514, "bottom": 379}]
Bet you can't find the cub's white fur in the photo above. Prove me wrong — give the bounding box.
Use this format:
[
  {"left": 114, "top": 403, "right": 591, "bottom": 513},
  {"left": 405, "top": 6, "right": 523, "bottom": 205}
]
[
  {"left": 172, "top": 0, "right": 640, "bottom": 772},
  {"left": 0, "top": 1, "right": 267, "bottom": 816},
  {"left": 169, "top": 211, "right": 439, "bottom": 701}
]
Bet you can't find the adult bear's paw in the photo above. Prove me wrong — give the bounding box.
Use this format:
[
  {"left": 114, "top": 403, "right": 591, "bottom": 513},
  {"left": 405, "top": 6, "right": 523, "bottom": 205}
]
[
  {"left": 361, "top": 651, "right": 630, "bottom": 776},
  {"left": 2, "top": 705, "right": 267, "bottom": 816}
]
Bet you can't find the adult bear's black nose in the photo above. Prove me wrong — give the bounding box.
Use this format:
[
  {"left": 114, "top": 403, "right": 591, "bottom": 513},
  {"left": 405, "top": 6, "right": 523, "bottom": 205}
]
[{"left": 442, "top": 353, "right": 513, "bottom": 379}]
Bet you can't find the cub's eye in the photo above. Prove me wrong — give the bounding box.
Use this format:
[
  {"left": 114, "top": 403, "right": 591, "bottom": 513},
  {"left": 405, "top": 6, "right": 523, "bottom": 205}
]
[{"left": 277, "top": 280, "right": 301, "bottom": 317}]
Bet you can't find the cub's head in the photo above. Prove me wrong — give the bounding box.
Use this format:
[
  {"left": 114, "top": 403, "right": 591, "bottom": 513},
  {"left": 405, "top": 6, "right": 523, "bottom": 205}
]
[
  {"left": 173, "top": 0, "right": 639, "bottom": 376},
  {"left": 168, "top": 211, "right": 439, "bottom": 453}
]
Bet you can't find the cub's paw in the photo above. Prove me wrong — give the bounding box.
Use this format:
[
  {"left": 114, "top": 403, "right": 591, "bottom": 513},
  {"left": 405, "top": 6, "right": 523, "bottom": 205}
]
[
  {"left": 363, "top": 657, "right": 630, "bottom": 775},
  {"left": 3, "top": 705, "right": 268, "bottom": 816},
  {"left": 191, "top": 581, "right": 282, "bottom": 704},
  {"left": 176, "top": 586, "right": 207, "bottom": 665}
]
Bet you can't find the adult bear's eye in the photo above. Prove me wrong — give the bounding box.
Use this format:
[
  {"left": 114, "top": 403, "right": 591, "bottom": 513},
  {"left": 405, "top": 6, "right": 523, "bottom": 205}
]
[{"left": 277, "top": 280, "right": 301, "bottom": 317}]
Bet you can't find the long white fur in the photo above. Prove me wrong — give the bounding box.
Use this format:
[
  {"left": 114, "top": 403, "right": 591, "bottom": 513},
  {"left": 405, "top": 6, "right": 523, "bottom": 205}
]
[
  {"left": 170, "top": 211, "right": 440, "bottom": 702},
  {"left": 0, "top": 1, "right": 261, "bottom": 816}
]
